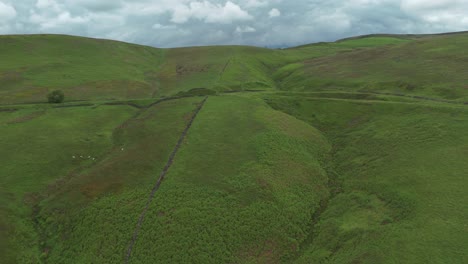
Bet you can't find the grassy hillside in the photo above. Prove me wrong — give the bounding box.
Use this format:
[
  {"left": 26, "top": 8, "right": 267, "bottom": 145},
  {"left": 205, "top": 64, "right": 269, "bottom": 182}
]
[
  {"left": 156, "top": 45, "right": 286, "bottom": 94},
  {"left": 265, "top": 94, "right": 468, "bottom": 263},
  {"left": 4, "top": 32, "right": 467, "bottom": 104},
  {"left": 281, "top": 33, "right": 468, "bottom": 101},
  {"left": 1, "top": 32, "right": 467, "bottom": 263},
  {"left": 0, "top": 35, "right": 284, "bottom": 103},
  {"left": 130, "top": 95, "right": 331, "bottom": 263},
  {"left": 0, "top": 104, "right": 138, "bottom": 263},
  {"left": 0, "top": 33, "right": 426, "bottom": 104},
  {"left": 0, "top": 35, "right": 166, "bottom": 104}
]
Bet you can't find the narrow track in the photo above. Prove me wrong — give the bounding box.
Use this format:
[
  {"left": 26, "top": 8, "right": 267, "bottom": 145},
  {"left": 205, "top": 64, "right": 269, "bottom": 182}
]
[
  {"left": 361, "top": 90, "right": 468, "bottom": 105},
  {"left": 125, "top": 96, "right": 208, "bottom": 263},
  {"left": 218, "top": 57, "right": 232, "bottom": 82}
]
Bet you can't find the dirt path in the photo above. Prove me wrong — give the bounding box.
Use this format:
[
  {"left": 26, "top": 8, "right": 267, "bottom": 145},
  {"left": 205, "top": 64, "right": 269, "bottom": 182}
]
[
  {"left": 125, "top": 96, "right": 208, "bottom": 263},
  {"left": 361, "top": 90, "right": 468, "bottom": 105},
  {"left": 218, "top": 57, "right": 232, "bottom": 82}
]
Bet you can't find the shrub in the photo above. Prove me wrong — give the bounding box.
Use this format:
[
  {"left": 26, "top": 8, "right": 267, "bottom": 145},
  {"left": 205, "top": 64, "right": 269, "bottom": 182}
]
[{"left": 47, "top": 90, "right": 65, "bottom": 103}]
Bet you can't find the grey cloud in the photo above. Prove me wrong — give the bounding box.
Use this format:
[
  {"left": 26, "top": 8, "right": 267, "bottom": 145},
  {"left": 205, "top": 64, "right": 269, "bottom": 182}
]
[{"left": 1, "top": 0, "right": 468, "bottom": 48}]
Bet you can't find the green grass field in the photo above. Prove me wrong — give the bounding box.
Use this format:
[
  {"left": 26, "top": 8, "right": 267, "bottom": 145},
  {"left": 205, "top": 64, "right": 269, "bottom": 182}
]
[
  {"left": 265, "top": 95, "right": 468, "bottom": 263},
  {"left": 0, "top": 32, "right": 467, "bottom": 263}
]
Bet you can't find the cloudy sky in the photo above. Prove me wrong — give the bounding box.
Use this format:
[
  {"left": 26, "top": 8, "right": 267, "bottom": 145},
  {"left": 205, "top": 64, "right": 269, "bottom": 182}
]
[{"left": 0, "top": 0, "right": 467, "bottom": 48}]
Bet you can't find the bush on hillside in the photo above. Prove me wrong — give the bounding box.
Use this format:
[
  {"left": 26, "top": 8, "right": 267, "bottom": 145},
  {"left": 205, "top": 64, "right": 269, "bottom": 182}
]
[{"left": 47, "top": 90, "right": 65, "bottom": 103}]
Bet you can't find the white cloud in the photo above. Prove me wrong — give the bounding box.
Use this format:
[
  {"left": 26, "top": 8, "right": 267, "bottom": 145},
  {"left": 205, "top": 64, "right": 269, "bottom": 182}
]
[
  {"left": 171, "top": 1, "right": 252, "bottom": 24},
  {"left": 152, "top": 23, "right": 176, "bottom": 30},
  {"left": 171, "top": 4, "right": 191, "bottom": 24},
  {"left": 400, "top": 0, "right": 468, "bottom": 32},
  {"left": 57, "top": 12, "right": 89, "bottom": 24},
  {"left": 269, "top": 8, "right": 280, "bottom": 18},
  {"left": 0, "top": 1, "right": 17, "bottom": 22},
  {"left": 235, "top": 25, "right": 256, "bottom": 33},
  {"left": 30, "top": 9, "right": 89, "bottom": 30}
]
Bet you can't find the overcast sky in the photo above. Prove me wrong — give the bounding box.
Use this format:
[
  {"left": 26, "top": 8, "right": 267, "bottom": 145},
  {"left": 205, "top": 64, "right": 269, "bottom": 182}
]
[{"left": 0, "top": 0, "right": 467, "bottom": 48}]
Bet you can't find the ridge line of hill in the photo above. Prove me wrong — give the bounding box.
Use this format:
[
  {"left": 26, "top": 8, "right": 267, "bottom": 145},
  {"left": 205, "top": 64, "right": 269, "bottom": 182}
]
[
  {"left": 125, "top": 96, "right": 208, "bottom": 263},
  {"left": 334, "top": 30, "right": 468, "bottom": 42},
  {"left": 4, "top": 31, "right": 467, "bottom": 49}
]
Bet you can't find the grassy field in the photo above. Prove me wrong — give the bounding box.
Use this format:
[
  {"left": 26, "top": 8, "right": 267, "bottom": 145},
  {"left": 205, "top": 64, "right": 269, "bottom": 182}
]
[
  {"left": 265, "top": 94, "right": 468, "bottom": 263},
  {"left": 0, "top": 104, "right": 138, "bottom": 262},
  {"left": 1, "top": 32, "right": 467, "bottom": 263}
]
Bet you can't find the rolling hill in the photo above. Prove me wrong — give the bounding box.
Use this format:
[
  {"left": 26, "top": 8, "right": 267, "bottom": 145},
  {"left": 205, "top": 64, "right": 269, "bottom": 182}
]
[{"left": 0, "top": 32, "right": 467, "bottom": 263}]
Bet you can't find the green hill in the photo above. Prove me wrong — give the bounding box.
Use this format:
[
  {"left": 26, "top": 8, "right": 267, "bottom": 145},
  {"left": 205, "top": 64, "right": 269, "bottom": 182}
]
[
  {"left": 281, "top": 32, "right": 468, "bottom": 101},
  {"left": 0, "top": 34, "right": 166, "bottom": 104},
  {"left": 0, "top": 32, "right": 467, "bottom": 263}
]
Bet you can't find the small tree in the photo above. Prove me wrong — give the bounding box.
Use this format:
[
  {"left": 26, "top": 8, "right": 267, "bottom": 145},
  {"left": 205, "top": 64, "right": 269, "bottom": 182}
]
[{"left": 47, "top": 90, "right": 65, "bottom": 103}]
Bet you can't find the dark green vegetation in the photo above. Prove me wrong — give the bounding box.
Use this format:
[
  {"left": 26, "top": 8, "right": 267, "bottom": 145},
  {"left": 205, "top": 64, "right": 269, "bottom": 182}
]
[
  {"left": 46, "top": 90, "right": 64, "bottom": 103},
  {"left": 1, "top": 32, "right": 467, "bottom": 263}
]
